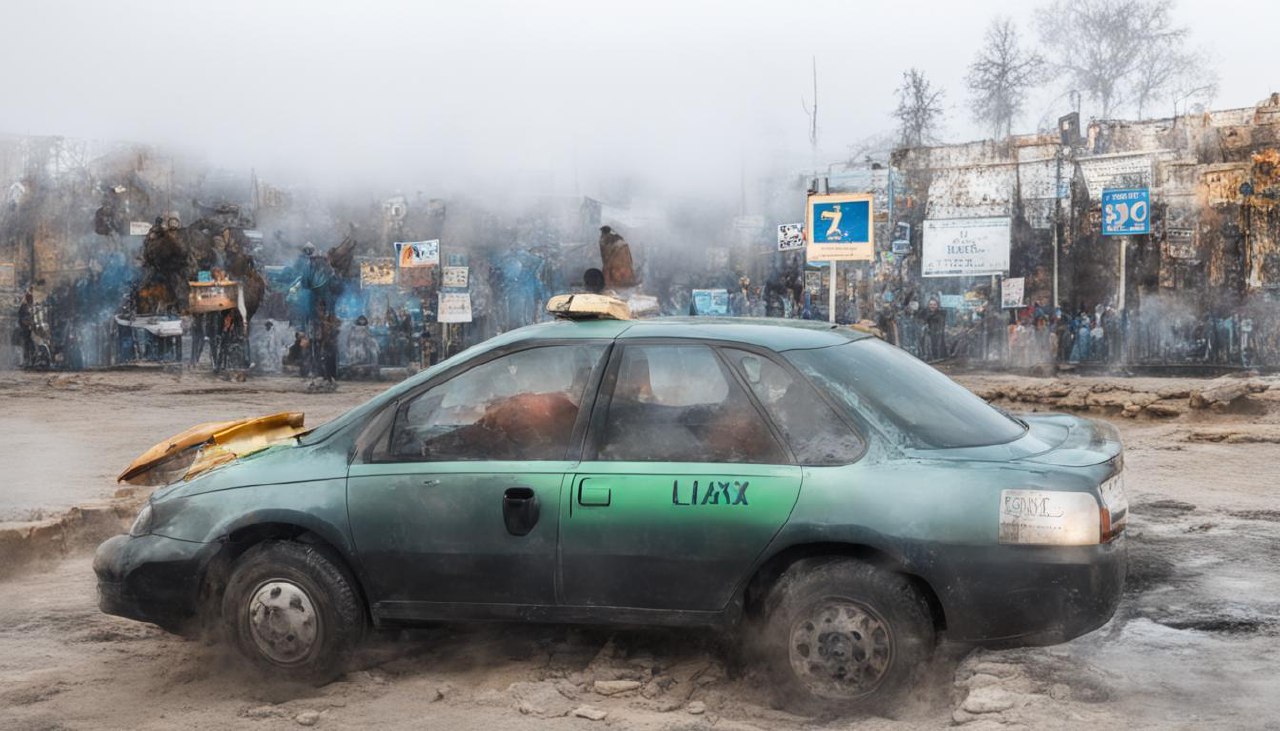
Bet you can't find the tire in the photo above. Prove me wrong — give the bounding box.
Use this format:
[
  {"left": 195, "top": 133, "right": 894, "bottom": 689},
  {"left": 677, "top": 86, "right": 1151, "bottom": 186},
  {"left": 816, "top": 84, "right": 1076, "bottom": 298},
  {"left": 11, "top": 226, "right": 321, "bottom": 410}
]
[
  {"left": 759, "top": 559, "right": 935, "bottom": 715},
  {"left": 221, "top": 540, "right": 365, "bottom": 683}
]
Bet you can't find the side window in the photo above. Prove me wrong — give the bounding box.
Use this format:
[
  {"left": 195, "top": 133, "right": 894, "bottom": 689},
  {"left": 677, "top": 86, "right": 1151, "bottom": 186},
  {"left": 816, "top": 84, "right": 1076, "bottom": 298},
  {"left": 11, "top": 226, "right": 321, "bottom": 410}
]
[
  {"left": 388, "top": 344, "right": 606, "bottom": 461},
  {"left": 596, "top": 344, "right": 785, "bottom": 464},
  {"left": 724, "top": 348, "right": 864, "bottom": 465}
]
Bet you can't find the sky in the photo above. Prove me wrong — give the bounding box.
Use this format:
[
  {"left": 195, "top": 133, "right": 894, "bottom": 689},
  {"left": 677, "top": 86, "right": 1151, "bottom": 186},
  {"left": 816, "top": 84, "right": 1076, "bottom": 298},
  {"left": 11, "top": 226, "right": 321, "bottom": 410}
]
[{"left": 1, "top": 0, "right": 1276, "bottom": 198}]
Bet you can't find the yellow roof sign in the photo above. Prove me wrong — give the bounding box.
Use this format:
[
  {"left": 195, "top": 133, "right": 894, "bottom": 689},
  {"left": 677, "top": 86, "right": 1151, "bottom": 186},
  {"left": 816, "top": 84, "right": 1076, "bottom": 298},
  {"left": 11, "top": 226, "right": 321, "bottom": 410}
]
[{"left": 545, "top": 293, "right": 632, "bottom": 321}]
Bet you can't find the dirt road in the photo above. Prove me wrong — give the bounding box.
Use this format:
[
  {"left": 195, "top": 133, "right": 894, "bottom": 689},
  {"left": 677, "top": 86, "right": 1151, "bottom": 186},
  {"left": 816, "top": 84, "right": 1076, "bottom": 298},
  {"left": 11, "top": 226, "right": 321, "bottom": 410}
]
[{"left": 2, "top": 373, "right": 1279, "bottom": 730}]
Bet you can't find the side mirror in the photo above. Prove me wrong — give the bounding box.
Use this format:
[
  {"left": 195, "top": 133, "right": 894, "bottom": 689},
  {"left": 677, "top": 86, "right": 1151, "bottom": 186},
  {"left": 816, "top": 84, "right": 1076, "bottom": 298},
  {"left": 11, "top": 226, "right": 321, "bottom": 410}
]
[{"left": 740, "top": 356, "right": 762, "bottom": 385}]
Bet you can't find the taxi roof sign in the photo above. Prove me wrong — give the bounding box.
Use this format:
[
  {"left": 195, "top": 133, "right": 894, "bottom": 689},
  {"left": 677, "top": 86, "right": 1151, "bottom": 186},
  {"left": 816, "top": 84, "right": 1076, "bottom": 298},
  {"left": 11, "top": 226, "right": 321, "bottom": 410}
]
[{"left": 545, "top": 293, "right": 632, "bottom": 321}]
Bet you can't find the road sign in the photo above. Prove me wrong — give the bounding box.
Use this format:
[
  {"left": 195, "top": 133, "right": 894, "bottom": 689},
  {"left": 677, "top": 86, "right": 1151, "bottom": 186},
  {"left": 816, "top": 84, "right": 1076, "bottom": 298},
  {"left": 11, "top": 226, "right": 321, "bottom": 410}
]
[
  {"left": 805, "top": 193, "right": 873, "bottom": 261},
  {"left": 1102, "top": 188, "right": 1150, "bottom": 236}
]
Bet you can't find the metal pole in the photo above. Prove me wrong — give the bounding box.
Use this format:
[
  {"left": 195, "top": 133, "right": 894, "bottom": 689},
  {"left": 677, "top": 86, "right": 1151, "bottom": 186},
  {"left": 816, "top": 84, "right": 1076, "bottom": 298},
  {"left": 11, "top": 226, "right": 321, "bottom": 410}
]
[
  {"left": 1118, "top": 237, "right": 1127, "bottom": 311},
  {"left": 1052, "top": 150, "right": 1062, "bottom": 309},
  {"left": 828, "top": 262, "right": 837, "bottom": 323}
]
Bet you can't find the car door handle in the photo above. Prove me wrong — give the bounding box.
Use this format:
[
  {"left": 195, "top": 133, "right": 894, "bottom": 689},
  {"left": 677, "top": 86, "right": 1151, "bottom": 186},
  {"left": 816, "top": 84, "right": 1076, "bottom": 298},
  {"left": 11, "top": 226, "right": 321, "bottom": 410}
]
[
  {"left": 422, "top": 479, "right": 440, "bottom": 487},
  {"left": 503, "top": 487, "right": 539, "bottom": 536},
  {"left": 578, "top": 484, "right": 611, "bottom": 507}
]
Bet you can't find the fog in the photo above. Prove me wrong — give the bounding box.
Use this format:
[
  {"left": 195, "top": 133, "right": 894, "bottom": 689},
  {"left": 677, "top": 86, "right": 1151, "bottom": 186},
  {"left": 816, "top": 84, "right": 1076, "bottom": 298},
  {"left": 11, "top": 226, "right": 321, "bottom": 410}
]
[{"left": 3, "top": 0, "right": 1275, "bottom": 198}]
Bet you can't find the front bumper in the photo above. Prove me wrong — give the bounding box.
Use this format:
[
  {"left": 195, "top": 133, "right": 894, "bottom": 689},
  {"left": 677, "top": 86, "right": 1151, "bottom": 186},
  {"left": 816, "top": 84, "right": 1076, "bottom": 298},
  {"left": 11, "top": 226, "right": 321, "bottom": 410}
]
[
  {"left": 93, "top": 533, "right": 215, "bottom": 634},
  {"left": 924, "top": 535, "right": 1128, "bottom": 645}
]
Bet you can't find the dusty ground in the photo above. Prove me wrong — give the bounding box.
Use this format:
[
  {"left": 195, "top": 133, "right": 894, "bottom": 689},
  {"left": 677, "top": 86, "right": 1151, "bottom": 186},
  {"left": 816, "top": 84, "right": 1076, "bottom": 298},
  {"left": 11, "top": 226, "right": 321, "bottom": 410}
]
[{"left": 2, "top": 371, "right": 1279, "bottom": 730}]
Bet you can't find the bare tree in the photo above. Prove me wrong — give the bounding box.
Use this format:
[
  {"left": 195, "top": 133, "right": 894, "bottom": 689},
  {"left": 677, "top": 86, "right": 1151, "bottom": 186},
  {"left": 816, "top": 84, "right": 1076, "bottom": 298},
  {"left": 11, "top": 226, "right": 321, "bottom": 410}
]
[
  {"left": 1035, "top": 0, "right": 1208, "bottom": 119},
  {"left": 966, "top": 18, "right": 1044, "bottom": 140},
  {"left": 894, "top": 68, "right": 945, "bottom": 149}
]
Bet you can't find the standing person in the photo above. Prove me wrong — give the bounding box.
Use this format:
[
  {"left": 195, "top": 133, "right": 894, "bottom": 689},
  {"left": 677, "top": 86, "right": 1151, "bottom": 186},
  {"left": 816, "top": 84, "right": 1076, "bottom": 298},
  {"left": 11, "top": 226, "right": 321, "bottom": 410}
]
[
  {"left": 1054, "top": 314, "right": 1072, "bottom": 363},
  {"left": 921, "top": 298, "right": 946, "bottom": 361},
  {"left": 420, "top": 327, "right": 439, "bottom": 367},
  {"left": 1070, "top": 315, "right": 1091, "bottom": 362},
  {"left": 1090, "top": 318, "right": 1106, "bottom": 362},
  {"left": 16, "top": 290, "right": 35, "bottom": 367}
]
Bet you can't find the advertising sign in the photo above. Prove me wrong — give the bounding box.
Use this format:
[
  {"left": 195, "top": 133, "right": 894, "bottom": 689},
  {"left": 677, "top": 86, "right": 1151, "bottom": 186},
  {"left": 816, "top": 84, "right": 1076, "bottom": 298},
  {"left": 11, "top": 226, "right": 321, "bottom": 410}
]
[
  {"left": 938, "top": 294, "right": 964, "bottom": 309},
  {"left": 359, "top": 258, "right": 396, "bottom": 287},
  {"left": 921, "top": 217, "right": 1011, "bottom": 278},
  {"left": 441, "top": 266, "right": 469, "bottom": 288},
  {"left": 805, "top": 193, "right": 873, "bottom": 262},
  {"left": 437, "top": 292, "right": 473, "bottom": 323},
  {"left": 691, "top": 288, "right": 729, "bottom": 316},
  {"left": 395, "top": 240, "right": 440, "bottom": 268},
  {"left": 1102, "top": 188, "right": 1151, "bottom": 236},
  {"left": 804, "top": 270, "right": 823, "bottom": 293},
  {"left": 1001, "top": 277, "right": 1025, "bottom": 309},
  {"left": 777, "top": 223, "right": 805, "bottom": 251}
]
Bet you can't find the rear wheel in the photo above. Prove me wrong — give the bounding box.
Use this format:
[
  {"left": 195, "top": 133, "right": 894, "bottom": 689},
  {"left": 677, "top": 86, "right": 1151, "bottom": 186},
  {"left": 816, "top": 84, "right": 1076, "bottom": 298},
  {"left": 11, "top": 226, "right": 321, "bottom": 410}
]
[
  {"left": 221, "top": 541, "right": 365, "bottom": 683},
  {"left": 760, "top": 559, "right": 935, "bottom": 714}
]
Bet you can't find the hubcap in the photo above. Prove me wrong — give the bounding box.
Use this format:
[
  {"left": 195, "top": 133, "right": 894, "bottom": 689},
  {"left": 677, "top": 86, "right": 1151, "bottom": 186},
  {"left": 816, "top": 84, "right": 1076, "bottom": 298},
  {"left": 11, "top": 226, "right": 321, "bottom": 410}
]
[
  {"left": 788, "top": 600, "right": 893, "bottom": 699},
  {"left": 247, "top": 580, "right": 319, "bottom": 666}
]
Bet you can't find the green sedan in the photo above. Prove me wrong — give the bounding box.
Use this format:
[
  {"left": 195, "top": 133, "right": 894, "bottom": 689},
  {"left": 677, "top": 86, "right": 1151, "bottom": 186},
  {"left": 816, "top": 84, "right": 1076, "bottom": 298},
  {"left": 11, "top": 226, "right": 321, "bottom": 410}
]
[{"left": 95, "top": 306, "right": 1127, "bottom": 711}]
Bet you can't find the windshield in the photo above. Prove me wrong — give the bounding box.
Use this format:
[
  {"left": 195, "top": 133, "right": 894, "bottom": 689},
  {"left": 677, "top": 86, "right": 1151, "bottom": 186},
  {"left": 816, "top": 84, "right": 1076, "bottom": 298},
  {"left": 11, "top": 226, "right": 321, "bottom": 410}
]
[{"left": 785, "top": 339, "right": 1027, "bottom": 449}]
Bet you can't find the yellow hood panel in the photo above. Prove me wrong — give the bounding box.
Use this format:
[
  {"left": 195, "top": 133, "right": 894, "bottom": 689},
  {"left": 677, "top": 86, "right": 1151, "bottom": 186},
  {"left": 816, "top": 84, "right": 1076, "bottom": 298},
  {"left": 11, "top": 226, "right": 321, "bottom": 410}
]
[{"left": 118, "top": 412, "right": 307, "bottom": 485}]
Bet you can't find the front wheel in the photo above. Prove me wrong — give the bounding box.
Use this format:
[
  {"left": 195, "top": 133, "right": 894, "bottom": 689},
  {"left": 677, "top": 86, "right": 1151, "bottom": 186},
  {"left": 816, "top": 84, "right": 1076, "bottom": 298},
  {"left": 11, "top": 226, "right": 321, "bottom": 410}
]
[
  {"left": 221, "top": 541, "right": 365, "bottom": 683},
  {"left": 761, "top": 559, "right": 936, "bottom": 714}
]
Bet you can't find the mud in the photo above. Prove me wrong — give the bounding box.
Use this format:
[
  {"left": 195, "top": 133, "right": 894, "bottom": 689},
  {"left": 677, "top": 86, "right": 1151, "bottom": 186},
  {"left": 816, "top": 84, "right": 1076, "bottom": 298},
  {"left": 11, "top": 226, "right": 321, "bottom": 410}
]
[{"left": 2, "top": 373, "right": 1280, "bottom": 729}]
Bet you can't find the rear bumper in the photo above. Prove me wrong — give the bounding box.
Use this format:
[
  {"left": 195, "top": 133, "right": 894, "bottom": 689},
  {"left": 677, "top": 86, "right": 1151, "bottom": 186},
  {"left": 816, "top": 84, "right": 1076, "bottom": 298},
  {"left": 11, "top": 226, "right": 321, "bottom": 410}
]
[
  {"left": 93, "top": 533, "right": 214, "bottom": 634},
  {"left": 926, "top": 535, "right": 1127, "bottom": 645}
]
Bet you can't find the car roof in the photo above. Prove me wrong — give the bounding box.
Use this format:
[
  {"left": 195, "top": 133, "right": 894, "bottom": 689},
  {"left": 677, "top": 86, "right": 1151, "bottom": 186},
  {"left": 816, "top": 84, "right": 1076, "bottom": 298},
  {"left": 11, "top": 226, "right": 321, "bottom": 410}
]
[{"left": 500, "top": 316, "right": 871, "bottom": 351}]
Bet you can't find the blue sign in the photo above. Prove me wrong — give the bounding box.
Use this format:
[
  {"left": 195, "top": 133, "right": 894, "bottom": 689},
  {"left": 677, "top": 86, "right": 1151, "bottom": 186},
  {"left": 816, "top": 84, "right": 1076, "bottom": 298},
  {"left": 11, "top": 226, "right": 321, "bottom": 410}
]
[
  {"left": 1102, "top": 188, "right": 1150, "bottom": 236},
  {"left": 810, "top": 200, "right": 871, "bottom": 244},
  {"left": 806, "top": 193, "right": 874, "bottom": 262}
]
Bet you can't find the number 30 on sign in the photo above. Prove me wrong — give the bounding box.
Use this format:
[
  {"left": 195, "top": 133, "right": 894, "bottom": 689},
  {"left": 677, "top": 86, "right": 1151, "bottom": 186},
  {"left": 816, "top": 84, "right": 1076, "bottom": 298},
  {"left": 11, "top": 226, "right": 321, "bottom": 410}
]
[{"left": 1101, "top": 188, "right": 1150, "bottom": 236}]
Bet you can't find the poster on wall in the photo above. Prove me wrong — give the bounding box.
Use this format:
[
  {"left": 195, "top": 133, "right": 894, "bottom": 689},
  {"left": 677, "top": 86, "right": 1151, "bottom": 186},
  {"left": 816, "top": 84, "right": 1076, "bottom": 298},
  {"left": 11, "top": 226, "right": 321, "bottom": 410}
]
[
  {"left": 777, "top": 223, "right": 805, "bottom": 251},
  {"left": 921, "top": 217, "right": 1011, "bottom": 278},
  {"left": 437, "top": 292, "right": 473, "bottom": 323},
  {"left": 691, "top": 289, "right": 729, "bottom": 316},
  {"left": 441, "top": 266, "right": 469, "bottom": 288},
  {"left": 359, "top": 258, "right": 396, "bottom": 287},
  {"left": 395, "top": 240, "right": 440, "bottom": 268},
  {"left": 1001, "top": 277, "right": 1025, "bottom": 308},
  {"left": 804, "top": 270, "right": 823, "bottom": 293}
]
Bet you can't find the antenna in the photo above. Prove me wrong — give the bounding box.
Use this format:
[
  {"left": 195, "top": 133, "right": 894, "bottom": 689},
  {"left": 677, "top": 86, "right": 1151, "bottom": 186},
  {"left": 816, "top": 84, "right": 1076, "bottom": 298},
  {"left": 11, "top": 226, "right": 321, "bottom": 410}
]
[{"left": 801, "top": 56, "right": 819, "bottom": 165}]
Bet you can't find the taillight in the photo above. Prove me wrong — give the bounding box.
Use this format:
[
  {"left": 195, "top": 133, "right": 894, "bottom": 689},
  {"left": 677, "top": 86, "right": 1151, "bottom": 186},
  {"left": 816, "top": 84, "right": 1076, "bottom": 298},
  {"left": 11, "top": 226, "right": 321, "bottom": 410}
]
[{"left": 1098, "top": 473, "right": 1128, "bottom": 542}]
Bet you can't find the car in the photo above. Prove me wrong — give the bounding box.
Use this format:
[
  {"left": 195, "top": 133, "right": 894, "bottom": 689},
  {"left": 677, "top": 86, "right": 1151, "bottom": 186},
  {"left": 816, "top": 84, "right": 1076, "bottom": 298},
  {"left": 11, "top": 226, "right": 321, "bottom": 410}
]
[{"left": 94, "top": 294, "right": 1127, "bottom": 711}]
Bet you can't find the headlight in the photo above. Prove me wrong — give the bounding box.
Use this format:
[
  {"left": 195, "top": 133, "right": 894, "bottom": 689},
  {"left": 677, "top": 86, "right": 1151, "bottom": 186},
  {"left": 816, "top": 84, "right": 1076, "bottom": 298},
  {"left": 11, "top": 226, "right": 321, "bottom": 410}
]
[
  {"left": 129, "top": 502, "right": 154, "bottom": 537},
  {"left": 999, "top": 489, "right": 1101, "bottom": 546}
]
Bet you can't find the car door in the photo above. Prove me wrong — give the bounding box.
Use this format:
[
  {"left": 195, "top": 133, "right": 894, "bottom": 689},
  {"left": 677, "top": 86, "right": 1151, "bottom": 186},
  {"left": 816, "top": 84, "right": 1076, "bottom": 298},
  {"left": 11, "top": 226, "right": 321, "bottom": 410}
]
[
  {"left": 347, "top": 342, "right": 608, "bottom": 617},
  {"left": 559, "top": 342, "right": 804, "bottom": 612}
]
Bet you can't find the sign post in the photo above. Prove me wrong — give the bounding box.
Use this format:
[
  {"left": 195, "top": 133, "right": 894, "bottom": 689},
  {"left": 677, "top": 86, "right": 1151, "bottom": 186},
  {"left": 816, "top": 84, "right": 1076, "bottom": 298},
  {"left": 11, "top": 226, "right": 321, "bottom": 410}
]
[
  {"left": 1101, "top": 188, "right": 1149, "bottom": 313},
  {"left": 805, "top": 193, "right": 874, "bottom": 322}
]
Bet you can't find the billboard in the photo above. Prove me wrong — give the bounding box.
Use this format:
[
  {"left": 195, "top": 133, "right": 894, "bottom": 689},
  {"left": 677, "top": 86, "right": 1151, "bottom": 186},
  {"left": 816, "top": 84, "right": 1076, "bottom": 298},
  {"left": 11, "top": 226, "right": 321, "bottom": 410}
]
[
  {"left": 1102, "top": 188, "right": 1151, "bottom": 236},
  {"left": 1001, "top": 277, "right": 1025, "bottom": 308},
  {"left": 805, "top": 193, "right": 873, "bottom": 262},
  {"left": 921, "top": 217, "right": 1011, "bottom": 278},
  {"left": 441, "top": 266, "right": 469, "bottom": 288},
  {"left": 359, "top": 258, "right": 396, "bottom": 287},
  {"left": 395, "top": 240, "right": 440, "bottom": 268},
  {"left": 691, "top": 289, "right": 729, "bottom": 316},
  {"left": 437, "top": 292, "right": 473, "bottom": 323}
]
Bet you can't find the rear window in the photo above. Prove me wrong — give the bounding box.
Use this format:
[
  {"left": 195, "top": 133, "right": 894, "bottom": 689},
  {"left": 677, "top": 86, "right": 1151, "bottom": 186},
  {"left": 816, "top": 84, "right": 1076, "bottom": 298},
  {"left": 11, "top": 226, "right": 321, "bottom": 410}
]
[{"left": 785, "top": 339, "right": 1026, "bottom": 449}]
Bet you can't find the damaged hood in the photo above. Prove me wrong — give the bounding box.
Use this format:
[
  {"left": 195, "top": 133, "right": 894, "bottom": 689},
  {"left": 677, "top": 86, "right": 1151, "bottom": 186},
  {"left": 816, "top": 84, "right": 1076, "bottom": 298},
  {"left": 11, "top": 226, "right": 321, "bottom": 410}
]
[{"left": 118, "top": 412, "right": 309, "bottom": 486}]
